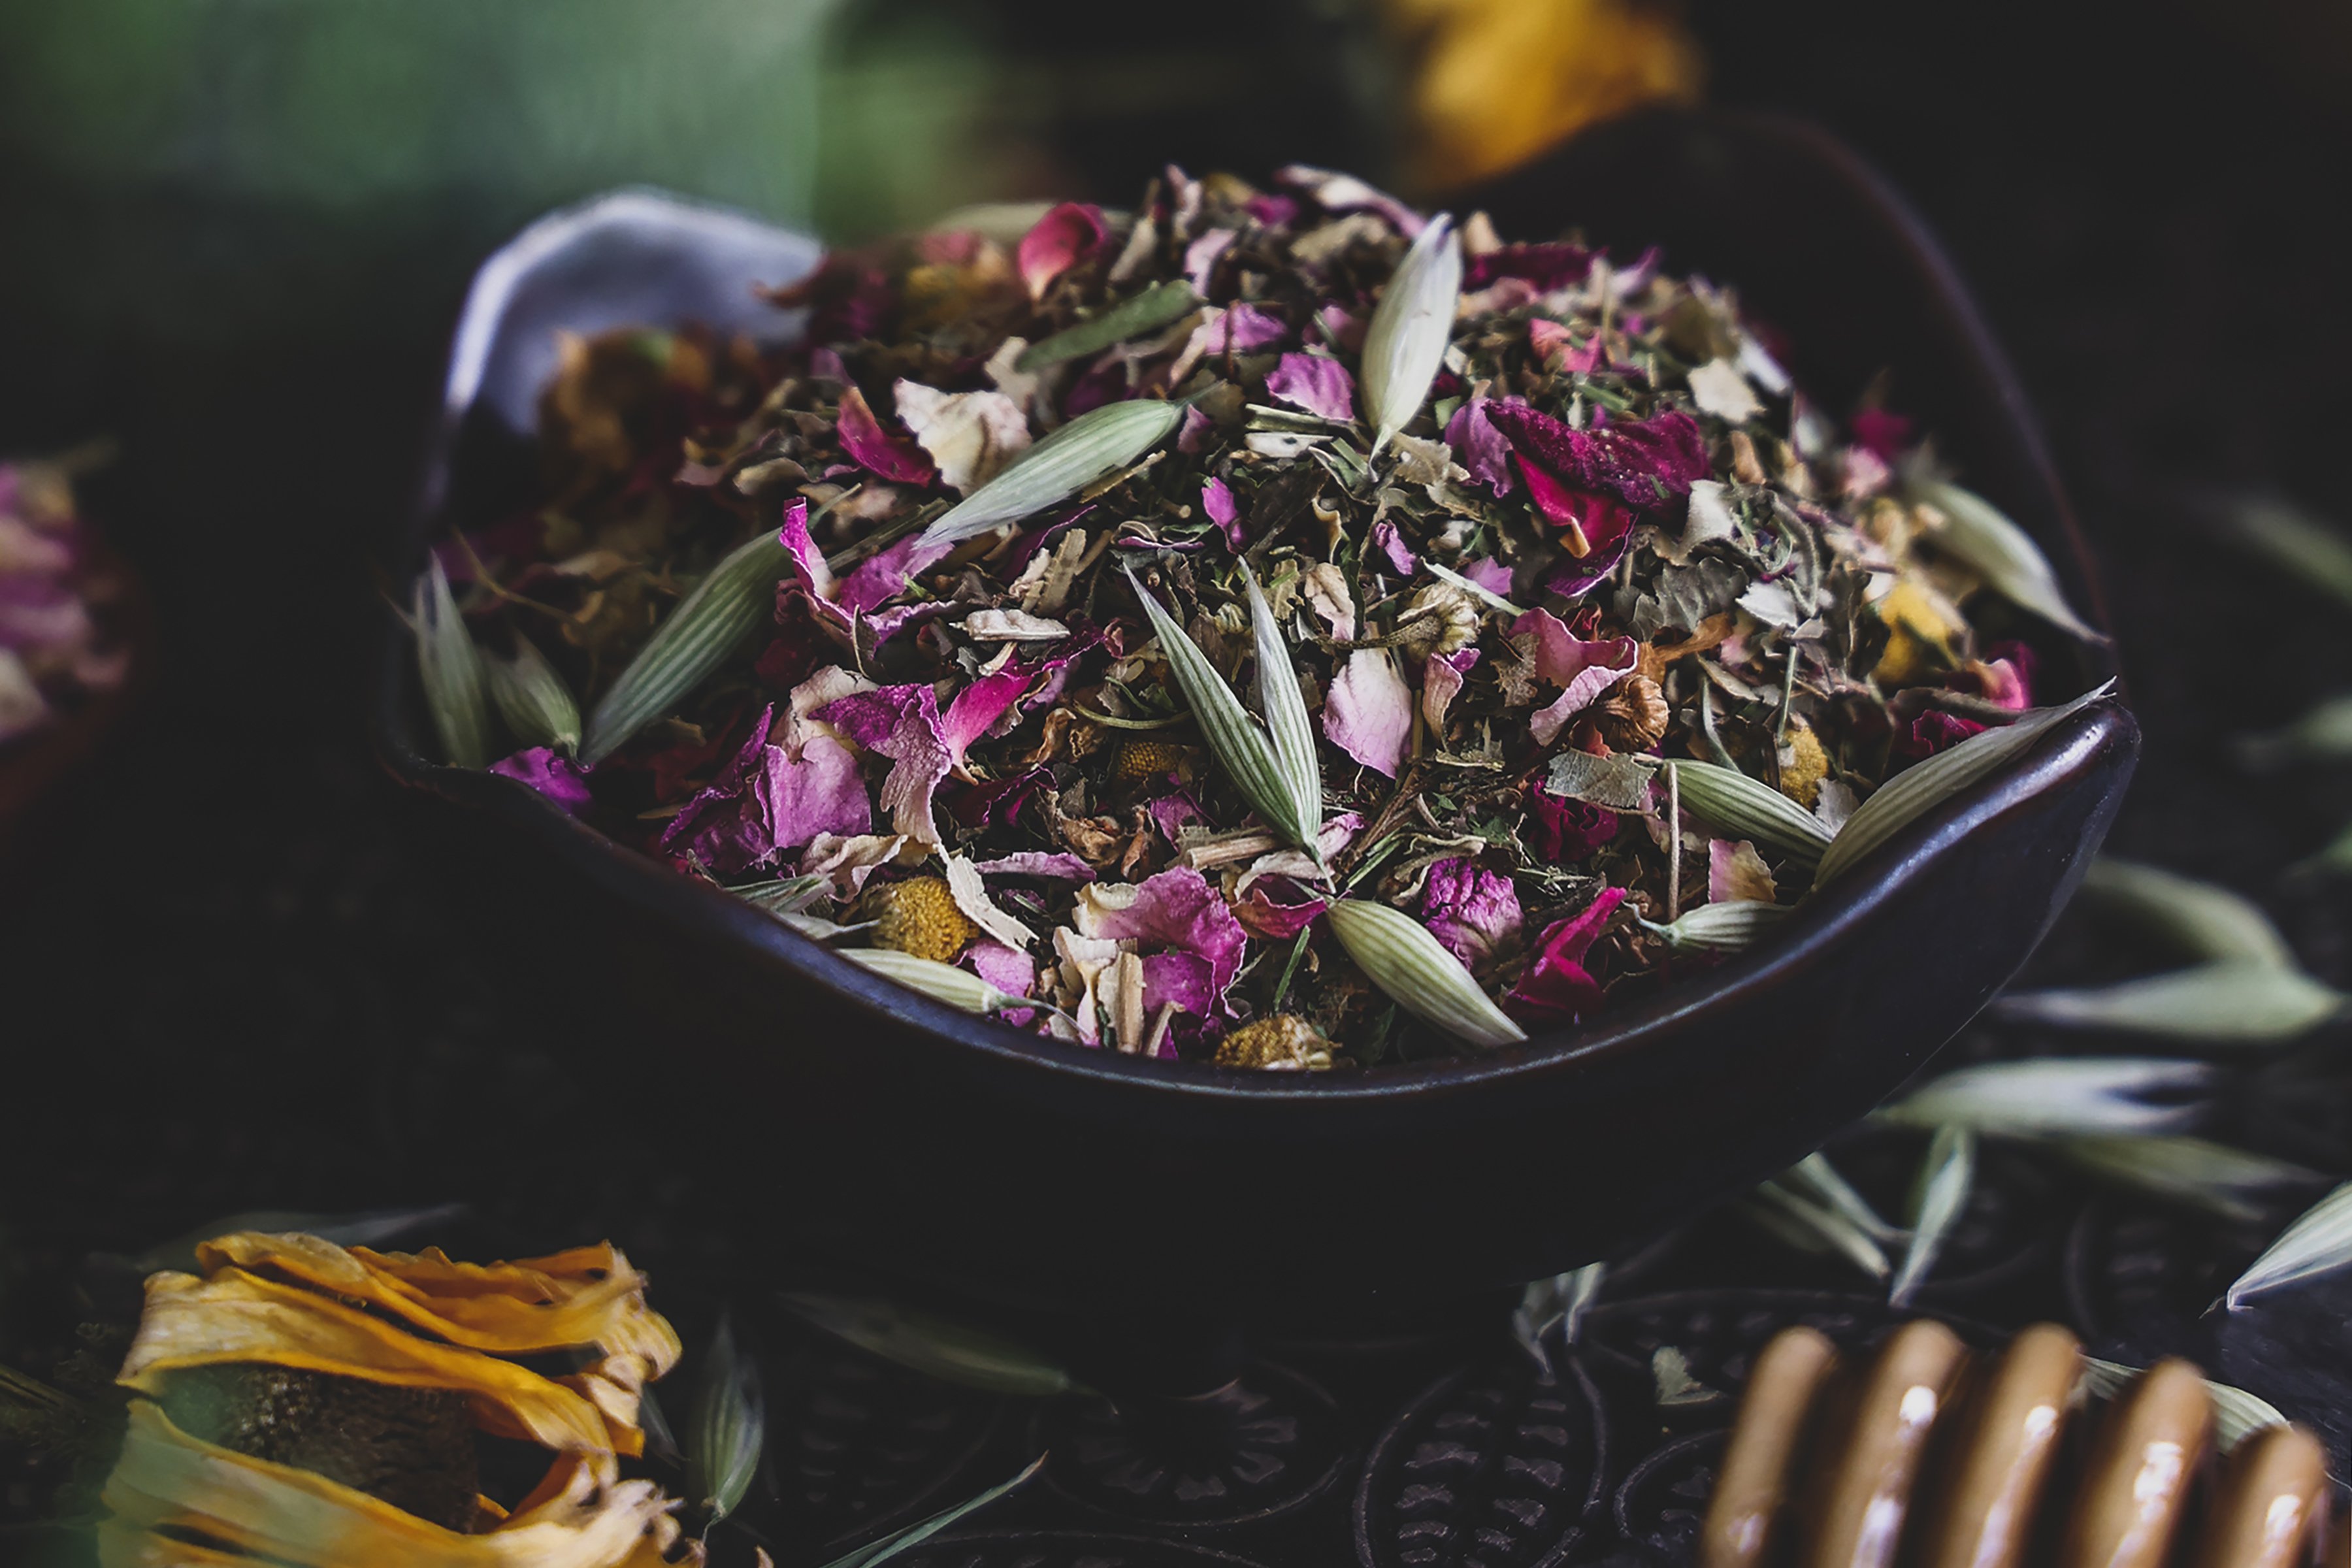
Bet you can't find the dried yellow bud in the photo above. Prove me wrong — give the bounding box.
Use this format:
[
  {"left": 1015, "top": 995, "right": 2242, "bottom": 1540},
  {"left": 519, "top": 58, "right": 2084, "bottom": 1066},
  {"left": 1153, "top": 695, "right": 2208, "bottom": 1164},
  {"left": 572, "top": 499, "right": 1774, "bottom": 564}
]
[
  {"left": 1592, "top": 674, "right": 1669, "bottom": 753},
  {"left": 1778, "top": 723, "right": 1829, "bottom": 809},
  {"left": 868, "top": 876, "right": 979, "bottom": 963},
  {"left": 1215, "top": 1014, "right": 1333, "bottom": 1071},
  {"left": 1398, "top": 582, "right": 1479, "bottom": 661},
  {"left": 1113, "top": 739, "right": 1190, "bottom": 783}
]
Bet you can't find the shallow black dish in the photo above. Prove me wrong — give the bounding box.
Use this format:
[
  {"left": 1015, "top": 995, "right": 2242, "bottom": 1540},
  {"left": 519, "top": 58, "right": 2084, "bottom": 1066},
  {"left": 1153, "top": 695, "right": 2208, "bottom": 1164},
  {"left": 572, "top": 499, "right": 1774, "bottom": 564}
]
[{"left": 373, "top": 112, "right": 2136, "bottom": 1328}]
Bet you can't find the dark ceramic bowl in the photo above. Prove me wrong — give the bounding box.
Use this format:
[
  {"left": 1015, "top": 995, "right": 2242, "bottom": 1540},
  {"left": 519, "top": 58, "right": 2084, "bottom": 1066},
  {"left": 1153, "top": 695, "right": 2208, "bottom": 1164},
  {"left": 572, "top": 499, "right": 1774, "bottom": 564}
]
[{"left": 374, "top": 112, "right": 2136, "bottom": 1330}]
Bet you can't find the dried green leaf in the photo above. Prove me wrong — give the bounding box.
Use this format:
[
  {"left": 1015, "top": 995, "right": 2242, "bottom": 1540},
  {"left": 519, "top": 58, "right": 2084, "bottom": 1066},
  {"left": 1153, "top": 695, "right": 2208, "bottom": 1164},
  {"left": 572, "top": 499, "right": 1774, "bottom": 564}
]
[
  {"left": 1015, "top": 281, "right": 1200, "bottom": 372},
  {"left": 779, "top": 1292, "right": 1077, "bottom": 1397},
  {"left": 921, "top": 399, "right": 1182, "bottom": 549},
  {"left": 1668, "top": 760, "right": 1831, "bottom": 864},
  {"left": 1911, "top": 480, "right": 2102, "bottom": 642},
  {"left": 687, "top": 1312, "right": 763, "bottom": 1524},
  {"left": 1814, "top": 685, "right": 2112, "bottom": 886},
  {"left": 1992, "top": 960, "right": 2345, "bottom": 1043},
  {"left": 2077, "top": 858, "right": 2297, "bottom": 969},
  {"left": 484, "top": 631, "right": 581, "bottom": 756},
  {"left": 2059, "top": 1135, "right": 2323, "bottom": 1225},
  {"left": 1126, "top": 566, "right": 1319, "bottom": 855},
  {"left": 2227, "top": 1180, "right": 2352, "bottom": 1310},
  {"left": 580, "top": 529, "right": 791, "bottom": 765},
  {"left": 2078, "top": 1357, "right": 2286, "bottom": 1452},
  {"left": 817, "top": 1455, "right": 1047, "bottom": 1568},
  {"left": 1324, "top": 898, "right": 1526, "bottom": 1047},
  {"left": 1639, "top": 900, "right": 1790, "bottom": 952},
  {"left": 1880, "top": 1058, "right": 2213, "bottom": 1137},
  {"left": 1362, "top": 214, "right": 1460, "bottom": 446},
  {"left": 1889, "top": 1125, "right": 1975, "bottom": 1307},
  {"left": 1544, "top": 748, "right": 1657, "bottom": 811},
  {"left": 412, "top": 555, "right": 492, "bottom": 769}
]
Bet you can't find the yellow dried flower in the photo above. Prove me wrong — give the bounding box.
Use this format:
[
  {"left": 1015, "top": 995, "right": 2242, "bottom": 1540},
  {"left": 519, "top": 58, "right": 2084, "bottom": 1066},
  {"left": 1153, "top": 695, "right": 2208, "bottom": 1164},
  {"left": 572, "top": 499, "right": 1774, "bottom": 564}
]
[
  {"left": 1398, "top": 582, "right": 1479, "bottom": 661},
  {"left": 99, "top": 1232, "right": 692, "bottom": 1568},
  {"left": 1871, "top": 580, "right": 1963, "bottom": 686},
  {"left": 1113, "top": 738, "right": 1189, "bottom": 783},
  {"left": 868, "top": 875, "right": 979, "bottom": 963},
  {"left": 1215, "top": 1014, "right": 1335, "bottom": 1071},
  {"left": 1778, "top": 722, "right": 1829, "bottom": 809}
]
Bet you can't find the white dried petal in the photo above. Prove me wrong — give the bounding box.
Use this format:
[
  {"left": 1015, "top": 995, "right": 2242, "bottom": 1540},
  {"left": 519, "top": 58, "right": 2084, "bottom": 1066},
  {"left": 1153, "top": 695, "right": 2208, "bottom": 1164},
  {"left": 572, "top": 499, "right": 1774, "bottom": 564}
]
[
  {"left": 1687, "top": 357, "right": 1763, "bottom": 423},
  {"left": 961, "top": 609, "right": 1070, "bottom": 642},
  {"left": 894, "top": 380, "right": 1032, "bottom": 494}
]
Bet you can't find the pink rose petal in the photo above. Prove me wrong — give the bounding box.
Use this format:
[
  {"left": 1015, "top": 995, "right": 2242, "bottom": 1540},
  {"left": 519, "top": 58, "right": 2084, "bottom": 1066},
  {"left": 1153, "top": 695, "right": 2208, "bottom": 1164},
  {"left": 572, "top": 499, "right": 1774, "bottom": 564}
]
[
  {"left": 836, "top": 384, "right": 935, "bottom": 485},
  {"left": 1512, "top": 610, "right": 1639, "bottom": 744},
  {"left": 1264, "top": 352, "right": 1357, "bottom": 423},
  {"left": 489, "top": 747, "right": 593, "bottom": 817},
  {"left": 1506, "top": 887, "right": 1625, "bottom": 1026},
  {"left": 1420, "top": 858, "right": 1524, "bottom": 968},
  {"left": 1017, "top": 201, "right": 1109, "bottom": 299},
  {"left": 1323, "top": 648, "right": 1413, "bottom": 777}
]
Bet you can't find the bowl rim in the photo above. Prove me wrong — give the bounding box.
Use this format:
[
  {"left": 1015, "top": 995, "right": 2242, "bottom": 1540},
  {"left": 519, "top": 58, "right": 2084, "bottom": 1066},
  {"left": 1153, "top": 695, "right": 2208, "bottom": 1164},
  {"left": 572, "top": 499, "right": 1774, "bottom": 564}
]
[{"left": 372, "top": 110, "right": 2133, "bottom": 1110}]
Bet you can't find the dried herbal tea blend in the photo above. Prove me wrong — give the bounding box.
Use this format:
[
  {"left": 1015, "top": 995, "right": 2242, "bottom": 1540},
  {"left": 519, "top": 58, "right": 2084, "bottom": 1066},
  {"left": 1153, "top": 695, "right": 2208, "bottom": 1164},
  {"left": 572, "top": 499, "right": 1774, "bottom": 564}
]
[{"left": 412, "top": 165, "right": 2100, "bottom": 1070}]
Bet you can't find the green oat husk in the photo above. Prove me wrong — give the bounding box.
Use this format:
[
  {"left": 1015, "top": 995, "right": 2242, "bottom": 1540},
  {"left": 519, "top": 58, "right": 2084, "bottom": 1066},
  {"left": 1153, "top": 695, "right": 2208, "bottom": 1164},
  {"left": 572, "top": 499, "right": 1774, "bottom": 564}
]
[
  {"left": 2233, "top": 693, "right": 2352, "bottom": 771},
  {"left": 1910, "top": 478, "right": 2103, "bottom": 642},
  {"left": 2076, "top": 858, "right": 2298, "bottom": 970},
  {"left": 1742, "top": 1179, "right": 1891, "bottom": 1281},
  {"left": 816, "top": 1455, "right": 1047, "bottom": 1568},
  {"left": 1361, "top": 214, "right": 1460, "bottom": 448},
  {"left": 1992, "top": 960, "right": 2345, "bottom": 1044},
  {"left": 2226, "top": 1180, "right": 2352, "bottom": 1310},
  {"left": 686, "top": 1311, "right": 763, "bottom": 1525},
  {"left": 411, "top": 555, "right": 492, "bottom": 769},
  {"left": 842, "top": 948, "right": 1034, "bottom": 1017},
  {"left": 2078, "top": 1358, "right": 2287, "bottom": 1453},
  {"left": 483, "top": 631, "right": 582, "bottom": 756},
  {"left": 2057, "top": 1135, "right": 2324, "bottom": 1225},
  {"left": 1126, "top": 564, "right": 1320, "bottom": 857},
  {"left": 1639, "top": 900, "right": 1791, "bottom": 953},
  {"left": 1889, "top": 1124, "right": 1975, "bottom": 1308},
  {"left": 919, "top": 399, "right": 1183, "bottom": 548},
  {"left": 1667, "top": 759, "right": 1831, "bottom": 864},
  {"left": 1814, "top": 685, "right": 2113, "bottom": 886},
  {"left": 779, "top": 1292, "right": 1077, "bottom": 1397},
  {"left": 1323, "top": 897, "right": 1526, "bottom": 1048},
  {"left": 580, "top": 527, "right": 792, "bottom": 765},
  {"left": 1243, "top": 563, "right": 1322, "bottom": 835},
  {"left": 1878, "top": 1057, "right": 2213, "bottom": 1137}
]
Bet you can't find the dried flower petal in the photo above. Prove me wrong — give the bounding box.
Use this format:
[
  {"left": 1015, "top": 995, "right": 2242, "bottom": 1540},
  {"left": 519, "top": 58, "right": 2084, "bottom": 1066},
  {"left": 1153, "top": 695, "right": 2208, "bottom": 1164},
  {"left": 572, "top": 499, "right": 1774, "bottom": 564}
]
[
  {"left": 1420, "top": 857, "right": 1524, "bottom": 967},
  {"left": 1264, "top": 352, "right": 1358, "bottom": 423},
  {"left": 1506, "top": 887, "right": 1624, "bottom": 1025},
  {"left": 894, "top": 380, "right": 1032, "bottom": 494},
  {"left": 1017, "top": 201, "right": 1108, "bottom": 298},
  {"left": 836, "top": 383, "right": 935, "bottom": 485},
  {"left": 1323, "top": 648, "right": 1413, "bottom": 777}
]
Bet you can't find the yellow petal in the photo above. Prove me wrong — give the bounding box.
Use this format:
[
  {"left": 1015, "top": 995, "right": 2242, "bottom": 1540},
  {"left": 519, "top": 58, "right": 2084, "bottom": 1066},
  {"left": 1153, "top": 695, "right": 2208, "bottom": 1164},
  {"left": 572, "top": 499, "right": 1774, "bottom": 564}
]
[
  {"left": 117, "top": 1267, "right": 623, "bottom": 1456},
  {"left": 189, "top": 1235, "right": 679, "bottom": 1444},
  {"left": 99, "top": 1402, "right": 691, "bottom": 1568}
]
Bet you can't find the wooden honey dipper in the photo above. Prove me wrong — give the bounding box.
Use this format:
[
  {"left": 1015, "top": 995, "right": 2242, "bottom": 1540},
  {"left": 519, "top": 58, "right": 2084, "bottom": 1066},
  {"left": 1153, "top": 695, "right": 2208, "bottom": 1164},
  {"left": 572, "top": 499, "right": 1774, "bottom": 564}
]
[{"left": 1701, "top": 1321, "right": 2338, "bottom": 1568}]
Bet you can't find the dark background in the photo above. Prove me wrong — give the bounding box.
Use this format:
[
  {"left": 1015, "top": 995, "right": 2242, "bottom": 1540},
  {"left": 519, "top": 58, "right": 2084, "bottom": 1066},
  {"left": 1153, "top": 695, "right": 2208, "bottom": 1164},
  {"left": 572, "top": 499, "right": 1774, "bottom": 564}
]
[{"left": 4, "top": 0, "right": 2352, "bottom": 1552}]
